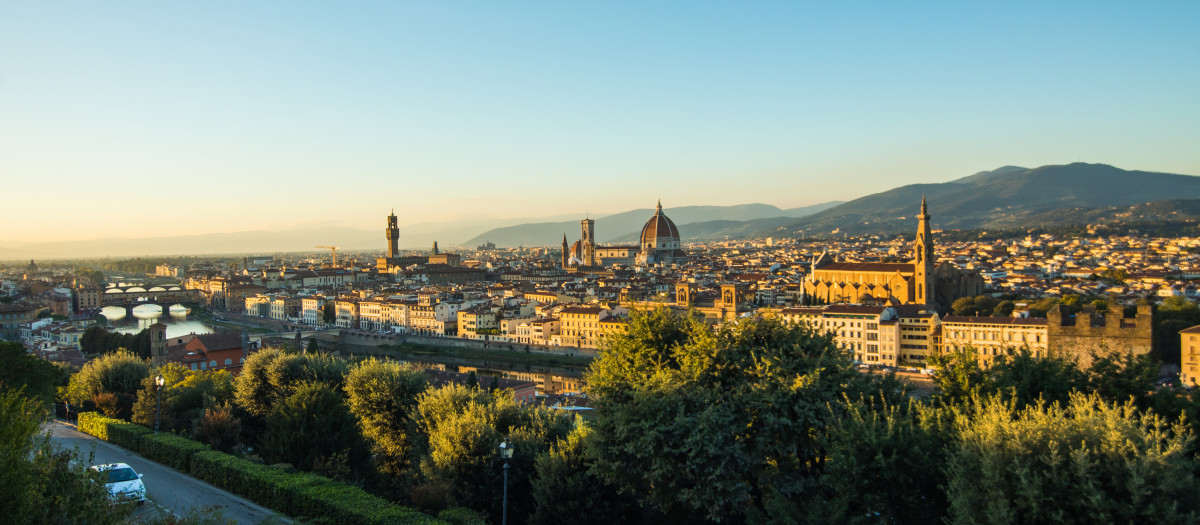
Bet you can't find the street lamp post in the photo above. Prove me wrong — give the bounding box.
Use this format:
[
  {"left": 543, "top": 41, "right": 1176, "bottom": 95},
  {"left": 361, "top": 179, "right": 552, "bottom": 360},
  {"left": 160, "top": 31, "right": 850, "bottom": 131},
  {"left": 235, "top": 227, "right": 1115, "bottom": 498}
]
[
  {"left": 498, "top": 437, "right": 513, "bottom": 525},
  {"left": 153, "top": 375, "right": 164, "bottom": 433}
]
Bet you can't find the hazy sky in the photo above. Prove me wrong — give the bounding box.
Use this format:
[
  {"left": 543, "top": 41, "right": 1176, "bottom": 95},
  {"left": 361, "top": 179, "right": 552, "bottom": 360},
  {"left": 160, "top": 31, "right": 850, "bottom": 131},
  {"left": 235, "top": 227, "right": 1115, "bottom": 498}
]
[{"left": 2, "top": 2, "right": 1198, "bottom": 244}]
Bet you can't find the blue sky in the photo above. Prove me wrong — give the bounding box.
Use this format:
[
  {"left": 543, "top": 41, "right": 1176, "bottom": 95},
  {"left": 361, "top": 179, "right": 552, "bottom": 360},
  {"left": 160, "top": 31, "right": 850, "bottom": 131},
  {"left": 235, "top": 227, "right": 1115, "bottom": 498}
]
[{"left": 1, "top": 2, "right": 1197, "bottom": 243}]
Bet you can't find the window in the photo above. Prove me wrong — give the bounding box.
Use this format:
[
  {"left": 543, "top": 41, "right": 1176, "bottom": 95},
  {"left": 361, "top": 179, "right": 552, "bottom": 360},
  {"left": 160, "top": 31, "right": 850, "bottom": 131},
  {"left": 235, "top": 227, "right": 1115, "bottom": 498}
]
[
  {"left": 224, "top": 358, "right": 233, "bottom": 366},
  {"left": 209, "top": 360, "right": 217, "bottom": 367}
]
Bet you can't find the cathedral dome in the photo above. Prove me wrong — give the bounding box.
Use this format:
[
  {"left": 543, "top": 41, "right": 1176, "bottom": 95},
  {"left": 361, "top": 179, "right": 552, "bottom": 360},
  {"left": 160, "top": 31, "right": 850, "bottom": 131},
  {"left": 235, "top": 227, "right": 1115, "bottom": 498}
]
[
  {"left": 639, "top": 200, "right": 680, "bottom": 247},
  {"left": 636, "top": 200, "right": 685, "bottom": 266}
]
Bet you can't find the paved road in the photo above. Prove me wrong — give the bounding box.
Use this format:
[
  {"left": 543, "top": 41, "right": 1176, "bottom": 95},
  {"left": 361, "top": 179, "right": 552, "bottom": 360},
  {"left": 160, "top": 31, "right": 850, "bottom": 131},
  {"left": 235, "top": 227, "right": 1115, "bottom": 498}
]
[{"left": 46, "top": 420, "right": 287, "bottom": 525}]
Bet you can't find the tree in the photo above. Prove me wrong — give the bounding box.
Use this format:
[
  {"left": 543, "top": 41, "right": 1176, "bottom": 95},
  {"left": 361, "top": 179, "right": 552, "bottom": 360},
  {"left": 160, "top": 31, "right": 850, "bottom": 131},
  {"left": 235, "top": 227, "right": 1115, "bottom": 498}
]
[
  {"left": 992, "top": 300, "right": 1015, "bottom": 317},
  {"left": 306, "top": 337, "right": 320, "bottom": 353},
  {"left": 0, "top": 340, "right": 68, "bottom": 407},
  {"left": 944, "top": 393, "right": 1200, "bottom": 523},
  {"left": 1155, "top": 297, "right": 1200, "bottom": 367},
  {"left": 322, "top": 302, "right": 336, "bottom": 324},
  {"left": 1087, "top": 350, "right": 1159, "bottom": 409},
  {"left": 64, "top": 350, "right": 148, "bottom": 418},
  {"left": 234, "top": 348, "right": 287, "bottom": 418},
  {"left": 927, "top": 348, "right": 990, "bottom": 404},
  {"left": 0, "top": 389, "right": 131, "bottom": 524},
  {"left": 529, "top": 420, "right": 636, "bottom": 525},
  {"left": 344, "top": 359, "right": 428, "bottom": 481},
  {"left": 800, "top": 399, "right": 954, "bottom": 524},
  {"left": 262, "top": 382, "right": 367, "bottom": 479},
  {"left": 132, "top": 365, "right": 236, "bottom": 434},
  {"left": 414, "top": 384, "right": 571, "bottom": 521},
  {"left": 930, "top": 346, "right": 1089, "bottom": 411},
  {"left": 988, "top": 349, "right": 1087, "bottom": 409},
  {"left": 586, "top": 308, "right": 904, "bottom": 522},
  {"left": 194, "top": 405, "right": 242, "bottom": 453}
]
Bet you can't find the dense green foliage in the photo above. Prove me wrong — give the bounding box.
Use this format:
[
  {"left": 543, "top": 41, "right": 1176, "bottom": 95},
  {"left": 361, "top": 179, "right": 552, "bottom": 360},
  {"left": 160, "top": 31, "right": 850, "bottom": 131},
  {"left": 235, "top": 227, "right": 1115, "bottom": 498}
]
[
  {"left": 131, "top": 363, "right": 236, "bottom": 434},
  {"left": 1156, "top": 296, "right": 1200, "bottom": 366},
  {"left": 65, "top": 350, "right": 148, "bottom": 417},
  {"left": 528, "top": 421, "right": 633, "bottom": 525},
  {"left": 587, "top": 308, "right": 905, "bottom": 522},
  {"left": 234, "top": 348, "right": 347, "bottom": 418},
  {"left": 413, "top": 383, "right": 572, "bottom": 522},
  {"left": 61, "top": 307, "right": 1200, "bottom": 525},
  {"left": 0, "top": 340, "right": 70, "bottom": 406},
  {"left": 80, "top": 325, "right": 154, "bottom": 357},
  {"left": 263, "top": 381, "right": 368, "bottom": 478},
  {"left": 344, "top": 359, "right": 429, "bottom": 481},
  {"left": 945, "top": 394, "right": 1200, "bottom": 523},
  {"left": 1, "top": 391, "right": 132, "bottom": 524}
]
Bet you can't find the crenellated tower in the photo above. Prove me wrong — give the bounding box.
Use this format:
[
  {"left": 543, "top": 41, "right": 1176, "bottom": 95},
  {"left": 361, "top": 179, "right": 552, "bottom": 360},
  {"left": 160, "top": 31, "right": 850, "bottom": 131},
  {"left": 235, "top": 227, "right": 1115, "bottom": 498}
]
[{"left": 385, "top": 210, "right": 400, "bottom": 258}]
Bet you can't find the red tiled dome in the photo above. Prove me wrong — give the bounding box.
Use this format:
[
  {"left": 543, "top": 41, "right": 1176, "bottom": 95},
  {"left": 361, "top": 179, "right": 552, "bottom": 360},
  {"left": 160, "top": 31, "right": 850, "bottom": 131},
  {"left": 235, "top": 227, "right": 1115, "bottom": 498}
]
[{"left": 640, "top": 201, "right": 680, "bottom": 246}]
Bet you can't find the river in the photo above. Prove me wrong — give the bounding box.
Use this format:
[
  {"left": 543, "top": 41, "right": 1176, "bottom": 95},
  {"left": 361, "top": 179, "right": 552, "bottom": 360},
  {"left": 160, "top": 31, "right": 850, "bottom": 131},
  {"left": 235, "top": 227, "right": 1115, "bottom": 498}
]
[{"left": 100, "top": 305, "right": 216, "bottom": 338}]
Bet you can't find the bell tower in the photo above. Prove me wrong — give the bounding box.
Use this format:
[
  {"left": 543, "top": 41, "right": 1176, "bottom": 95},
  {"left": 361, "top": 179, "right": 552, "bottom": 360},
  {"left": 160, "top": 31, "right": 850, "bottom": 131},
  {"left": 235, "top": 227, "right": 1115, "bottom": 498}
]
[
  {"left": 148, "top": 322, "right": 168, "bottom": 368},
  {"left": 385, "top": 210, "right": 399, "bottom": 258},
  {"left": 561, "top": 233, "right": 570, "bottom": 268},
  {"left": 913, "top": 195, "right": 935, "bottom": 306},
  {"left": 580, "top": 218, "right": 596, "bottom": 267}
]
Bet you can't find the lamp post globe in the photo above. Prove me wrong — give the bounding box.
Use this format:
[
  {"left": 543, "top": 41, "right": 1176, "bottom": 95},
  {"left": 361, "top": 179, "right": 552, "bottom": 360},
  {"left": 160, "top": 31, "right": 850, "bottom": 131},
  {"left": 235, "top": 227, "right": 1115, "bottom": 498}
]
[
  {"left": 498, "top": 437, "right": 513, "bottom": 525},
  {"left": 153, "top": 375, "right": 164, "bottom": 433}
]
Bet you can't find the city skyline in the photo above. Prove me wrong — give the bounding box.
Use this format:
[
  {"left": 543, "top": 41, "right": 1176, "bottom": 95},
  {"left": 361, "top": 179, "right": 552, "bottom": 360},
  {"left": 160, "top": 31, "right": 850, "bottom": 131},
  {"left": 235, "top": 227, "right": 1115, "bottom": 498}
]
[{"left": 2, "top": 2, "right": 1199, "bottom": 244}]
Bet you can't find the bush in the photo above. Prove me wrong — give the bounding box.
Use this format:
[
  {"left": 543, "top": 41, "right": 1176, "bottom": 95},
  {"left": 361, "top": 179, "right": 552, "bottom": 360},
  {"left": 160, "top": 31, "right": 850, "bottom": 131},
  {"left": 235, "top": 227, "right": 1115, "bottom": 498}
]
[
  {"left": 436, "top": 507, "right": 486, "bottom": 525},
  {"left": 77, "top": 412, "right": 207, "bottom": 472},
  {"left": 140, "top": 433, "right": 210, "bottom": 472},
  {"left": 193, "top": 406, "right": 241, "bottom": 453},
  {"left": 189, "top": 451, "right": 442, "bottom": 525},
  {"left": 77, "top": 412, "right": 125, "bottom": 440},
  {"left": 107, "top": 422, "right": 151, "bottom": 451}
]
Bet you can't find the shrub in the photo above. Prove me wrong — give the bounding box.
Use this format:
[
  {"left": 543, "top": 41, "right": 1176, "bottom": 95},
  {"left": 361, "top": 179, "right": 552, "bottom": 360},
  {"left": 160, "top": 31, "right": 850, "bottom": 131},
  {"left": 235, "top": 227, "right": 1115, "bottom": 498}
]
[
  {"left": 107, "top": 422, "right": 151, "bottom": 451},
  {"left": 93, "top": 392, "right": 121, "bottom": 418},
  {"left": 437, "top": 507, "right": 486, "bottom": 525},
  {"left": 77, "top": 412, "right": 124, "bottom": 440},
  {"left": 193, "top": 406, "right": 241, "bottom": 453},
  {"left": 140, "top": 433, "right": 210, "bottom": 472},
  {"left": 189, "top": 451, "right": 442, "bottom": 525}
]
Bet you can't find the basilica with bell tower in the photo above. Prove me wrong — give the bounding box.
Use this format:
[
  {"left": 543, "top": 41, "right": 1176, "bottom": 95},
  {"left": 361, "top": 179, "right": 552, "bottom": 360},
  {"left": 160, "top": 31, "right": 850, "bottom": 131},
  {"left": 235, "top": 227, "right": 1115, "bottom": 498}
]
[{"left": 802, "top": 197, "right": 982, "bottom": 312}]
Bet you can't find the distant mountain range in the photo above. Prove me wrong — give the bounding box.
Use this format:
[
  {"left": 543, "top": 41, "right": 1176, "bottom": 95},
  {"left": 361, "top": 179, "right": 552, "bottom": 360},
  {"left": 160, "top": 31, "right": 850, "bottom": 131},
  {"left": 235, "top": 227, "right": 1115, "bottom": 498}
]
[
  {"left": 5, "top": 163, "right": 1197, "bottom": 260},
  {"left": 461, "top": 201, "right": 844, "bottom": 248},
  {"left": 772, "top": 163, "right": 1200, "bottom": 237}
]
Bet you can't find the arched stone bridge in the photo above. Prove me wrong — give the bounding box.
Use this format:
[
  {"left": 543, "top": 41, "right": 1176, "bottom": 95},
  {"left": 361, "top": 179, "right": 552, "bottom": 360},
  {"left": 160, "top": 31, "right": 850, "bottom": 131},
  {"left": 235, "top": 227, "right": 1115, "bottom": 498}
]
[{"left": 102, "top": 284, "right": 202, "bottom": 315}]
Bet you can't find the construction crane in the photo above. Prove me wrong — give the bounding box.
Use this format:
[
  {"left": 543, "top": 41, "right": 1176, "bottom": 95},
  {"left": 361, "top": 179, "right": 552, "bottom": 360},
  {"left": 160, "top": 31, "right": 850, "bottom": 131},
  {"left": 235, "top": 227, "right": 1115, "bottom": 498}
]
[{"left": 315, "top": 246, "right": 339, "bottom": 267}]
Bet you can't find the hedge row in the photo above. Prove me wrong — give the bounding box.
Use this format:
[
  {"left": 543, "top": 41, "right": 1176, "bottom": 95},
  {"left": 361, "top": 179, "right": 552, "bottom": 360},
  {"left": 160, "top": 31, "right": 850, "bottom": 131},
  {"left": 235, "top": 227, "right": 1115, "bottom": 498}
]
[
  {"left": 76, "top": 412, "right": 210, "bottom": 473},
  {"left": 76, "top": 412, "right": 443, "bottom": 525},
  {"left": 140, "top": 433, "right": 209, "bottom": 472},
  {"left": 190, "top": 450, "right": 443, "bottom": 525},
  {"left": 107, "top": 422, "right": 151, "bottom": 451},
  {"left": 77, "top": 412, "right": 124, "bottom": 441}
]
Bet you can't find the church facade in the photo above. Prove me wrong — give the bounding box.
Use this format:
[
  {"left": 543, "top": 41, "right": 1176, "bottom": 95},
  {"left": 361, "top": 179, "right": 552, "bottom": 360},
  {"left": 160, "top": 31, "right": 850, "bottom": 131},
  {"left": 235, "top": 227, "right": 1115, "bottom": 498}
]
[
  {"left": 802, "top": 197, "right": 983, "bottom": 312},
  {"left": 562, "top": 201, "right": 686, "bottom": 269}
]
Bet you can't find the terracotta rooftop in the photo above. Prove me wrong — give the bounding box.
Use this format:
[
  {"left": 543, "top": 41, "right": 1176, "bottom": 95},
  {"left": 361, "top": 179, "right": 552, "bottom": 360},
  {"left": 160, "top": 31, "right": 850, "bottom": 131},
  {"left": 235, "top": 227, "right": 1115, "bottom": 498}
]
[{"left": 941, "top": 315, "right": 1048, "bottom": 326}]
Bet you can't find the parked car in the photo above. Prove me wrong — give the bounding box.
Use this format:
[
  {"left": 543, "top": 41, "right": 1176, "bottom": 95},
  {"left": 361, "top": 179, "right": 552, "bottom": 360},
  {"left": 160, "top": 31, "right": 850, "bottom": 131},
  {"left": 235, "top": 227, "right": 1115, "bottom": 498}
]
[{"left": 91, "top": 463, "right": 146, "bottom": 505}]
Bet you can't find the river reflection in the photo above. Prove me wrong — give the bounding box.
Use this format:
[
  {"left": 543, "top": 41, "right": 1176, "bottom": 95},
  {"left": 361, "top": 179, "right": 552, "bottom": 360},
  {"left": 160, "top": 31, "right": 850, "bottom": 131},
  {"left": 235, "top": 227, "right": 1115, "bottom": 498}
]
[{"left": 100, "top": 305, "right": 215, "bottom": 338}]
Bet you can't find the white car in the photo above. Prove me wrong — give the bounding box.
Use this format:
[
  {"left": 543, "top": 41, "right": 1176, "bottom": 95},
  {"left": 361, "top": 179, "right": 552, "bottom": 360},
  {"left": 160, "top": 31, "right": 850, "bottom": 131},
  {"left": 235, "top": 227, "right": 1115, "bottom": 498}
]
[{"left": 91, "top": 463, "right": 146, "bottom": 504}]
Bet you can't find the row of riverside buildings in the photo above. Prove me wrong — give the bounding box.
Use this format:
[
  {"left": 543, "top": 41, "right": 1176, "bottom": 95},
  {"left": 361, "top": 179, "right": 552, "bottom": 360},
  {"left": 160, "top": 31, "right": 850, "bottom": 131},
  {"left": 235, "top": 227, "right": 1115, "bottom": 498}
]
[{"left": 763, "top": 301, "right": 1152, "bottom": 368}]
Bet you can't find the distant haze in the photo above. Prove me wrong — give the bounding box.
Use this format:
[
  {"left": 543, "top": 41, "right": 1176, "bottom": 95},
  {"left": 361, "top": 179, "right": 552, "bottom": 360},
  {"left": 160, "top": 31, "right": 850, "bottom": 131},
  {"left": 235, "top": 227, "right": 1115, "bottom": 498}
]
[{"left": 6, "top": 162, "right": 1200, "bottom": 260}]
